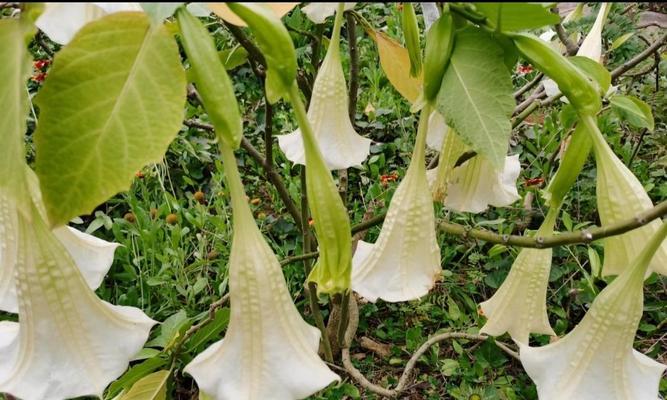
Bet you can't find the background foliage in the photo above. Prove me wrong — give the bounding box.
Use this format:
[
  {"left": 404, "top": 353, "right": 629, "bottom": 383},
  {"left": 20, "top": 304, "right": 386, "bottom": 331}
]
[{"left": 2, "top": 2, "right": 666, "bottom": 399}]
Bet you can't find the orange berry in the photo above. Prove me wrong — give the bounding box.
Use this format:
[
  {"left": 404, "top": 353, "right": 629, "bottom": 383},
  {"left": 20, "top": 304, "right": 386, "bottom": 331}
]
[
  {"left": 123, "top": 212, "right": 136, "bottom": 223},
  {"left": 250, "top": 198, "right": 261, "bottom": 205},
  {"left": 150, "top": 208, "right": 158, "bottom": 219},
  {"left": 194, "top": 191, "right": 206, "bottom": 204},
  {"left": 166, "top": 213, "right": 179, "bottom": 225}
]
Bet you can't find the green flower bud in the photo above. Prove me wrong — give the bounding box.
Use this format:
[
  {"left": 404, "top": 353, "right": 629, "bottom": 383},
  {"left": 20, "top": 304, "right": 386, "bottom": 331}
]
[
  {"left": 227, "top": 3, "right": 297, "bottom": 103},
  {"left": 423, "top": 12, "right": 454, "bottom": 102},
  {"left": 401, "top": 3, "right": 422, "bottom": 77},
  {"left": 176, "top": 7, "right": 243, "bottom": 149},
  {"left": 510, "top": 33, "right": 601, "bottom": 116}
]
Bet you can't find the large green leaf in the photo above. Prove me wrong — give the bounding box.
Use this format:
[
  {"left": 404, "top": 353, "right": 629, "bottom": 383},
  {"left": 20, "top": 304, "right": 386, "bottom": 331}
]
[
  {"left": 35, "top": 12, "right": 186, "bottom": 226},
  {"left": 473, "top": 3, "right": 560, "bottom": 32},
  {"left": 610, "top": 95, "right": 654, "bottom": 131},
  {"left": 0, "top": 19, "right": 33, "bottom": 210},
  {"left": 119, "top": 370, "right": 170, "bottom": 400},
  {"left": 436, "top": 28, "right": 514, "bottom": 168}
]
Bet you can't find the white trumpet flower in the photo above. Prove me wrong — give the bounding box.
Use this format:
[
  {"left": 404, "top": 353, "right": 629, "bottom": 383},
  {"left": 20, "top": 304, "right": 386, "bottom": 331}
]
[
  {"left": 478, "top": 208, "right": 558, "bottom": 344},
  {"left": 35, "top": 2, "right": 142, "bottom": 45},
  {"left": 590, "top": 123, "right": 667, "bottom": 276},
  {"left": 441, "top": 154, "right": 521, "bottom": 214},
  {"left": 278, "top": 4, "right": 370, "bottom": 170},
  {"left": 426, "top": 111, "right": 520, "bottom": 213},
  {"left": 0, "top": 204, "right": 155, "bottom": 400},
  {"left": 301, "top": 2, "right": 356, "bottom": 24},
  {"left": 0, "top": 171, "right": 120, "bottom": 313},
  {"left": 185, "top": 145, "right": 338, "bottom": 400},
  {"left": 519, "top": 223, "right": 667, "bottom": 400},
  {"left": 351, "top": 106, "right": 441, "bottom": 302}
]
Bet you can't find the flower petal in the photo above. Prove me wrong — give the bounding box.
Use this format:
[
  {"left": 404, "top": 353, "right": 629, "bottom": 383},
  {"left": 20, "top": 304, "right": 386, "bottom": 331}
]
[
  {"left": 278, "top": 10, "right": 370, "bottom": 170},
  {"left": 0, "top": 208, "right": 155, "bottom": 400},
  {"left": 592, "top": 130, "right": 667, "bottom": 276},
  {"left": 185, "top": 214, "right": 338, "bottom": 399},
  {"left": 0, "top": 193, "right": 19, "bottom": 313},
  {"left": 351, "top": 166, "right": 441, "bottom": 302},
  {"left": 52, "top": 226, "right": 120, "bottom": 290},
  {"left": 425, "top": 109, "right": 448, "bottom": 151},
  {"left": 302, "top": 2, "right": 356, "bottom": 24},
  {"left": 444, "top": 154, "right": 521, "bottom": 213},
  {"left": 479, "top": 247, "right": 555, "bottom": 344},
  {"left": 35, "top": 3, "right": 141, "bottom": 45}
]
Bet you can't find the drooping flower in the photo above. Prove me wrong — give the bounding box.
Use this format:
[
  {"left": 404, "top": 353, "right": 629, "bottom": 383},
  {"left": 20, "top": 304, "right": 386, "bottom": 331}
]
[
  {"left": 0, "top": 169, "right": 120, "bottom": 313},
  {"left": 519, "top": 222, "right": 667, "bottom": 400},
  {"left": 301, "top": 2, "right": 356, "bottom": 24},
  {"left": 478, "top": 207, "right": 559, "bottom": 344},
  {"left": 35, "top": 2, "right": 142, "bottom": 45},
  {"left": 278, "top": 3, "right": 371, "bottom": 170},
  {"left": 351, "top": 106, "right": 440, "bottom": 302},
  {"left": 0, "top": 202, "right": 155, "bottom": 400},
  {"left": 589, "top": 123, "right": 667, "bottom": 276},
  {"left": 542, "top": 3, "right": 611, "bottom": 101},
  {"left": 426, "top": 111, "right": 521, "bottom": 213},
  {"left": 185, "top": 144, "right": 339, "bottom": 399}
]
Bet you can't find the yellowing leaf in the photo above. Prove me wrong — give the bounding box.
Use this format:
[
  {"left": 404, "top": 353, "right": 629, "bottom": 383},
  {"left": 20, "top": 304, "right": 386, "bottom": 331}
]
[
  {"left": 34, "top": 12, "right": 186, "bottom": 226},
  {"left": 207, "top": 3, "right": 297, "bottom": 26},
  {"left": 367, "top": 29, "right": 422, "bottom": 103},
  {"left": 119, "top": 370, "right": 170, "bottom": 400}
]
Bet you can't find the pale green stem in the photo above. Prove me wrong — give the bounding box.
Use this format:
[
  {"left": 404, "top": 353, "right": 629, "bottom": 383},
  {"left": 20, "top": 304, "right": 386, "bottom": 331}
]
[
  {"left": 537, "top": 204, "right": 561, "bottom": 237},
  {"left": 631, "top": 221, "right": 667, "bottom": 279},
  {"left": 411, "top": 103, "right": 431, "bottom": 172},
  {"left": 219, "top": 142, "right": 254, "bottom": 227},
  {"left": 328, "top": 3, "right": 346, "bottom": 53}
]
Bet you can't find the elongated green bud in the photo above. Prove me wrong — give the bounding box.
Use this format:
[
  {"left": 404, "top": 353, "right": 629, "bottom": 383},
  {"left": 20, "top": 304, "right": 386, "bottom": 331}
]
[
  {"left": 227, "top": 3, "right": 297, "bottom": 103},
  {"left": 510, "top": 33, "right": 601, "bottom": 116},
  {"left": 176, "top": 8, "right": 243, "bottom": 149},
  {"left": 401, "top": 3, "right": 421, "bottom": 77},
  {"left": 423, "top": 12, "right": 454, "bottom": 103},
  {"left": 543, "top": 123, "right": 592, "bottom": 208}
]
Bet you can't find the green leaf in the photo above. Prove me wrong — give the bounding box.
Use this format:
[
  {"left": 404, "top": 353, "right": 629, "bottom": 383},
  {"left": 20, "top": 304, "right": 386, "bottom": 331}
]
[
  {"left": 105, "top": 356, "right": 169, "bottom": 399},
  {"left": 141, "top": 3, "right": 183, "bottom": 24},
  {"left": 227, "top": 3, "right": 296, "bottom": 103},
  {"left": 147, "top": 309, "right": 189, "bottom": 348},
  {"left": 436, "top": 28, "right": 514, "bottom": 168},
  {"left": 473, "top": 3, "right": 560, "bottom": 32},
  {"left": 119, "top": 370, "right": 170, "bottom": 400},
  {"left": 34, "top": 13, "right": 186, "bottom": 226},
  {"left": 569, "top": 55, "right": 611, "bottom": 95},
  {"left": 219, "top": 46, "right": 249, "bottom": 70},
  {"left": 610, "top": 95, "right": 654, "bottom": 131},
  {"left": 186, "top": 307, "right": 230, "bottom": 352},
  {"left": 588, "top": 247, "right": 602, "bottom": 277},
  {"left": 610, "top": 32, "right": 634, "bottom": 51},
  {"left": 0, "top": 19, "right": 33, "bottom": 210},
  {"left": 177, "top": 8, "right": 242, "bottom": 149}
]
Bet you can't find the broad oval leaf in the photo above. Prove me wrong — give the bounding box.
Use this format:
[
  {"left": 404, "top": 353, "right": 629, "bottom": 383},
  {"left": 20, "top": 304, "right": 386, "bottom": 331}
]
[
  {"left": 34, "top": 12, "right": 186, "bottom": 226},
  {"left": 119, "top": 370, "right": 170, "bottom": 400},
  {"left": 436, "top": 28, "right": 514, "bottom": 168},
  {"left": 473, "top": 3, "right": 560, "bottom": 32},
  {"left": 610, "top": 95, "right": 654, "bottom": 131}
]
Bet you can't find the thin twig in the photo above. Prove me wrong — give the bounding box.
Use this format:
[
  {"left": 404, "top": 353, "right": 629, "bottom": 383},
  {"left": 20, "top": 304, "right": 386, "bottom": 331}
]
[
  {"left": 513, "top": 72, "right": 544, "bottom": 99},
  {"left": 555, "top": 22, "right": 578, "bottom": 56},
  {"left": 279, "top": 200, "right": 667, "bottom": 266},
  {"left": 183, "top": 119, "right": 304, "bottom": 229},
  {"left": 346, "top": 10, "right": 360, "bottom": 122},
  {"left": 341, "top": 296, "right": 518, "bottom": 398}
]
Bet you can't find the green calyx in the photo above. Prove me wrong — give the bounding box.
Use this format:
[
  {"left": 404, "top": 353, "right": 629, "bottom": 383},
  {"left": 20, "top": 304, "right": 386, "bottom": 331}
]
[
  {"left": 423, "top": 11, "right": 455, "bottom": 102},
  {"left": 510, "top": 33, "right": 601, "bottom": 116},
  {"left": 227, "top": 3, "right": 297, "bottom": 104},
  {"left": 401, "top": 3, "right": 422, "bottom": 78},
  {"left": 288, "top": 84, "right": 352, "bottom": 295},
  {"left": 176, "top": 7, "right": 243, "bottom": 149}
]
